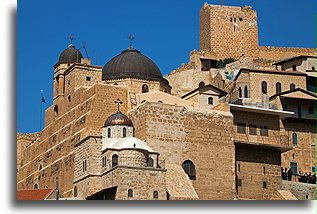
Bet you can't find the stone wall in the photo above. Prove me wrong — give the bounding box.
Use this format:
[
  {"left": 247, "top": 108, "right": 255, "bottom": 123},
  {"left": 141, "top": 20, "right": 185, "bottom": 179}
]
[
  {"left": 258, "top": 46, "right": 315, "bottom": 60},
  {"left": 129, "top": 102, "right": 236, "bottom": 200},
  {"left": 281, "top": 180, "right": 316, "bottom": 200}
]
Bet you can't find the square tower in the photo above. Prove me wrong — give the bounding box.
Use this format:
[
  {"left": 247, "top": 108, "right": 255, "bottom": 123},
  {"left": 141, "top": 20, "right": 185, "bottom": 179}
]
[{"left": 200, "top": 3, "right": 259, "bottom": 59}]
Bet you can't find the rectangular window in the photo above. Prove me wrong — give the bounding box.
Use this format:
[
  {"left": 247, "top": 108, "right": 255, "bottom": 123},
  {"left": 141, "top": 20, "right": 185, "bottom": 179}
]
[
  {"left": 282, "top": 104, "right": 288, "bottom": 111},
  {"left": 249, "top": 124, "right": 257, "bottom": 135},
  {"left": 262, "top": 181, "right": 267, "bottom": 189},
  {"left": 86, "top": 76, "right": 91, "bottom": 81},
  {"left": 290, "top": 162, "right": 298, "bottom": 175},
  {"left": 308, "top": 107, "right": 314, "bottom": 114},
  {"left": 312, "top": 166, "right": 316, "bottom": 173},
  {"left": 83, "top": 160, "right": 87, "bottom": 172},
  {"left": 237, "top": 164, "right": 241, "bottom": 172},
  {"left": 237, "top": 123, "right": 246, "bottom": 134},
  {"left": 260, "top": 126, "right": 268, "bottom": 136},
  {"left": 237, "top": 179, "right": 242, "bottom": 187},
  {"left": 67, "top": 80, "right": 70, "bottom": 85}
]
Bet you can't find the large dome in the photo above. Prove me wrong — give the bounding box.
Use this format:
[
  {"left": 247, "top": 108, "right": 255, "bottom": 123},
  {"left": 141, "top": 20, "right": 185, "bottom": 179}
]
[
  {"left": 102, "top": 48, "right": 167, "bottom": 83},
  {"left": 58, "top": 44, "right": 84, "bottom": 64},
  {"left": 104, "top": 110, "right": 133, "bottom": 127}
]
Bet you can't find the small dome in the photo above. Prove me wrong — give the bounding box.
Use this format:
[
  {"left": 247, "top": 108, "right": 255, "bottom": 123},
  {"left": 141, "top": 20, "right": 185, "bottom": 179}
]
[
  {"left": 111, "top": 137, "right": 154, "bottom": 153},
  {"left": 104, "top": 111, "right": 133, "bottom": 127},
  {"left": 58, "top": 44, "right": 84, "bottom": 64},
  {"left": 102, "top": 48, "right": 168, "bottom": 84}
]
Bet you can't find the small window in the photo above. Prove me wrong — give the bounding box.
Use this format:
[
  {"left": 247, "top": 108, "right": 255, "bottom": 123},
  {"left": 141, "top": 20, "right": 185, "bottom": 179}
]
[
  {"left": 74, "top": 186, "right": 78, "bottom": 197},
  {"left": 108, "top": 128, "right": 111, "bottom": 138},
  {"left": 128, "top": 189, "right": 133, "bottom": 197},
  {"left": 153, "top": 191, "right": 158, "bottom": 199},
  {"left": 262, "top": 181, "right": 267, "bottom": 189},
  {"left": 147, "top": 158, "right": 154, "bottom": 167},
  {"left": 244, "top": 85, "right": 248, "bottom": 98},
  {"left": 237, "top": 179, "right": 242, "bottom": 187},
  {"left": 34, "top": 183, "right": 38, "bottom": 189},
  {"left": 292, "top": 133, "right": 298, "bottom": 145},
  {"left": 312, "top": 166, "right": 316, "bottom": 173},
  {"left": 234, "top": 18, "right": 236, "bottom": 22},
  {"left": 290, "top": 83, "right": 296, "bottom": 90},
  {"left": 308, "top": 107, "right": 314, "bottom": 114},
  {"left": 237, "top": 164, "right": 241, "bottom": 172},
  {"left": 292, "top": 65, "right": 296, "bottom": 71},
  {"left": 261, "top": 81, "right": 267, "bottom": 94},
  {"left": 123, "top": 127, "right": 127, "bottom": 137},
  {"left": 276, "top": 82, "right": 282, "bottom": 94},
  {"left": 199, "top": 82, "right": 205, "bottom": 88},
  {"left": 237, "top": 123, "right": 246, "bottom": 134},
  {"left": 83, "top": 160, "right": 87, "bottom": 172},
  {"left": 67, "top": 80, "right": 70, "bottom": 85},
  {"left": 239, "top": 17, "right": 243, "bottom": 21},
  {"left": 142, "top": 84, "right": 149, "bottom": 93},
  {"left": 230, "top": 17, "right": 233, "bottom": 22},
  {"left": 238, "top": 87, "right": 242, "bottom": 98},
  {"left": 102, "top": 157, "right": 106, "bottom": 168},
  {"left": 249, "top": 124, "right": 257, "bottom": 135},
  {"left": 208, "top": 97, "right": 213, "bottom": 105},
  {"left": 68, "top": 95, "right": 71, "bottom": 102},
  {"left": 260, "top": 126, "right": 268, "bottom": 136},
  {"left": 39, "top": 164, "right": 43, "bottom": 171},
  {"left": 282, "top": 104, "right": 288, "bottom": 111},
  {"left": 298, "top": 105, "right": 302, "bottom": 118},
  {"left": 182, "top": 160, "right": 196, "bottom": 180},
  {"left": 54, "top": 105, "right": 59, "bottom": 116},
  {"left": 86, "top": 76, "right": 91, "bottom": 81},
  {"left": 263, "top": 167, "right": 266, "bottom": 175},
  {"left": 112, "top": 154, "right": 118, "bottom": 168},
  {"left": 292, "top": 153, "right": 295, "bottom": 159},
  {"left": 312, "top": 66, "right": 315, "bottom": 71}
]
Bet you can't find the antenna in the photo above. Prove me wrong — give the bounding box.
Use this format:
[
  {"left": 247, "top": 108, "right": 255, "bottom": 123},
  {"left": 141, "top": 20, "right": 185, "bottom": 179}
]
[{"left": 82, "top": 41, "right": 90, "bottom": 59}]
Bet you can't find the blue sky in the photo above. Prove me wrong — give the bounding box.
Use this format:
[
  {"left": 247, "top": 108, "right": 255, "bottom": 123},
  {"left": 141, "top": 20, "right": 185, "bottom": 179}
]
[{"left": 17, "top": 0, "right": 316, "bottom": 133}]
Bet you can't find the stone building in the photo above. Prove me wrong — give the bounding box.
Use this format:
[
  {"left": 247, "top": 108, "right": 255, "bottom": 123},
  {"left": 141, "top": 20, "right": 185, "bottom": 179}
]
[{"left": 17, "top": 3, "right": 315, "bottom": 200}]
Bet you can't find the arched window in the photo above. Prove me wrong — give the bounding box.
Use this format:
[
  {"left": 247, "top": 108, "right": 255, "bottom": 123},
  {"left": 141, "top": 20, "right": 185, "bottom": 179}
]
[
  {"left": 208, "top": 97, "right": 213, "bottom": 105},
  {"left": 261, "top": 81, "right": 267, "bottom": 94},
  {"left": 292, "top": 65, "right": 296, "bottom": 71},
  {"left": 276, "top": 82, "right": 282, "bottom": 94},
  {"left": 182, "top": 160, "right": 196, "bottom": 180},
  {"left": 128, "top": 189, "right": 133, "bottom": 197},
  {"left": 112, "top": 154, "right": 118, "bottom": 167},
  {"left": 238, "top": 87, "right": 242, "bottom": 98},
  {"left": 290, "top": 83, "right": 296, "bottom": 90},
  {"left": 142, "top": 84, "right": 149, "bottom": 93},
  {"left": 244, "top": 85, "right": 248, "bottom": 98},
  {"left": 102, "top": 156, "right": 106, "bottom": 168},
  {"left": 153, "top": 191, "right": 158, "bottom": 199},
  {"left": 74, "top": 186, "right": 78, "bottom": 197},
  {"left": 34, "top": 183, "right": 38, "bottom": 189},
  {"left": 312, "top": 66, "right": 315, "bottom": 71},
  {"left": 108, "top": 128, "right": 111, "bottom": 138},
  {"left": 199, "top": 82, "right": 205, "bottom": 88},
  {"left": 123, "top": 127, "right": 127, "bottom": 137},
  {"left": 54, "top": 105, "right": 59, "bottom": 116},
  {"left": 292, "top": 133, "right": 298, "bottom": 146},
  {"left": 39, "top": 164, "right": 42, "bottom": 171},
  {"left": 147, "top": 158, "right": 154, "bottom": 167},
  {"left": 68, "top": 95, "right": 71, "bottom": 102}
]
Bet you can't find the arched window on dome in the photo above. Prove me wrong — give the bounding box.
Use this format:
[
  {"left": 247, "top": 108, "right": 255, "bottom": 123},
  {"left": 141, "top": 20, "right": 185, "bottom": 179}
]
[
  {"left": 142, "top": 84, "right": 149, "bottom": 93},
  {"left": 112, "top": 154, "right": 118, "bottom": 168},
  {"left": 290, "top": 83, "right": 296, "bottom": 90},
  {"left": 123, "top": 127, "right": 127, "bottom": 137},
  {"left": 153, "top": 191, "right": 158, "bottom": 199},
  {"left": 276, "top": 82, "right": 282, "bottom": 94},
  {"left": 34, "top": 183, "right": 38, "bottom": 189},
  {"left": 182, "top": 160, "right": 196, "bottom": 180},
  {"left": 108, "top": 128, "right": 111, "bottom": 138},
  {"left": 261, "top": 81, "right": 267, "bottom": 95},
  {"left": 208, "top": 97, "right": 213, "bottom": 105}
]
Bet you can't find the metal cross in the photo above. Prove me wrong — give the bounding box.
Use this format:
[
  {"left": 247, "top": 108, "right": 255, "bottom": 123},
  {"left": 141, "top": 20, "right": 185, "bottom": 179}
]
[
  {"left": 114, "top": 98, "right": 123, "bottom": 111},
  {"left": 68, "top": 34, "right": 76, "bottom": 44},
  {"left": 127, "top": 34, "right": 135, "bottom": 47}
]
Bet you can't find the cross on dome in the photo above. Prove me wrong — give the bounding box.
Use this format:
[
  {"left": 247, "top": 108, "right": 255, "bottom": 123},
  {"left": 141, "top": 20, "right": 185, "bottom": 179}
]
[
  {"left": 127, "top": 34, "right": 135, "bottom": 49},
  {"left": 115, "top": 98, "right": 123, "bottom": 111}
]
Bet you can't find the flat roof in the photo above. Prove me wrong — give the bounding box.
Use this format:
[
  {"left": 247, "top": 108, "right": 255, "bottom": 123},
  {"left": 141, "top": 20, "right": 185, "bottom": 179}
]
[{"left": 229, "top": 104, "right": 294, "bottom": 119}]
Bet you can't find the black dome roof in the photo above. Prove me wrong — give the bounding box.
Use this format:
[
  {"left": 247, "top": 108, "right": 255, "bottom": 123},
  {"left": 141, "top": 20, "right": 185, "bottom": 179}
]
[
  {"left": 102, "top": 48, "right": 167, "bottom": 83},
  {"left": 104, "top": 110, "right": 133, "bottom": 127},
  {"left": 58, "top": 44, "right": 84, "bottom": 64}
]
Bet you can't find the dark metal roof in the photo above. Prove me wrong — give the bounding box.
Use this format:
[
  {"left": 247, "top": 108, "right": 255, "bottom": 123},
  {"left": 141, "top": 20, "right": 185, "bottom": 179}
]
[
  {"left": 104, "top": 111, "right": 133, "bottom": 127},
  {"left": 102, "top": 48, "right": 168, "bottom": 84},
  {"left": 58, "top": 44, "right": 84, "bottom": 64}
]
